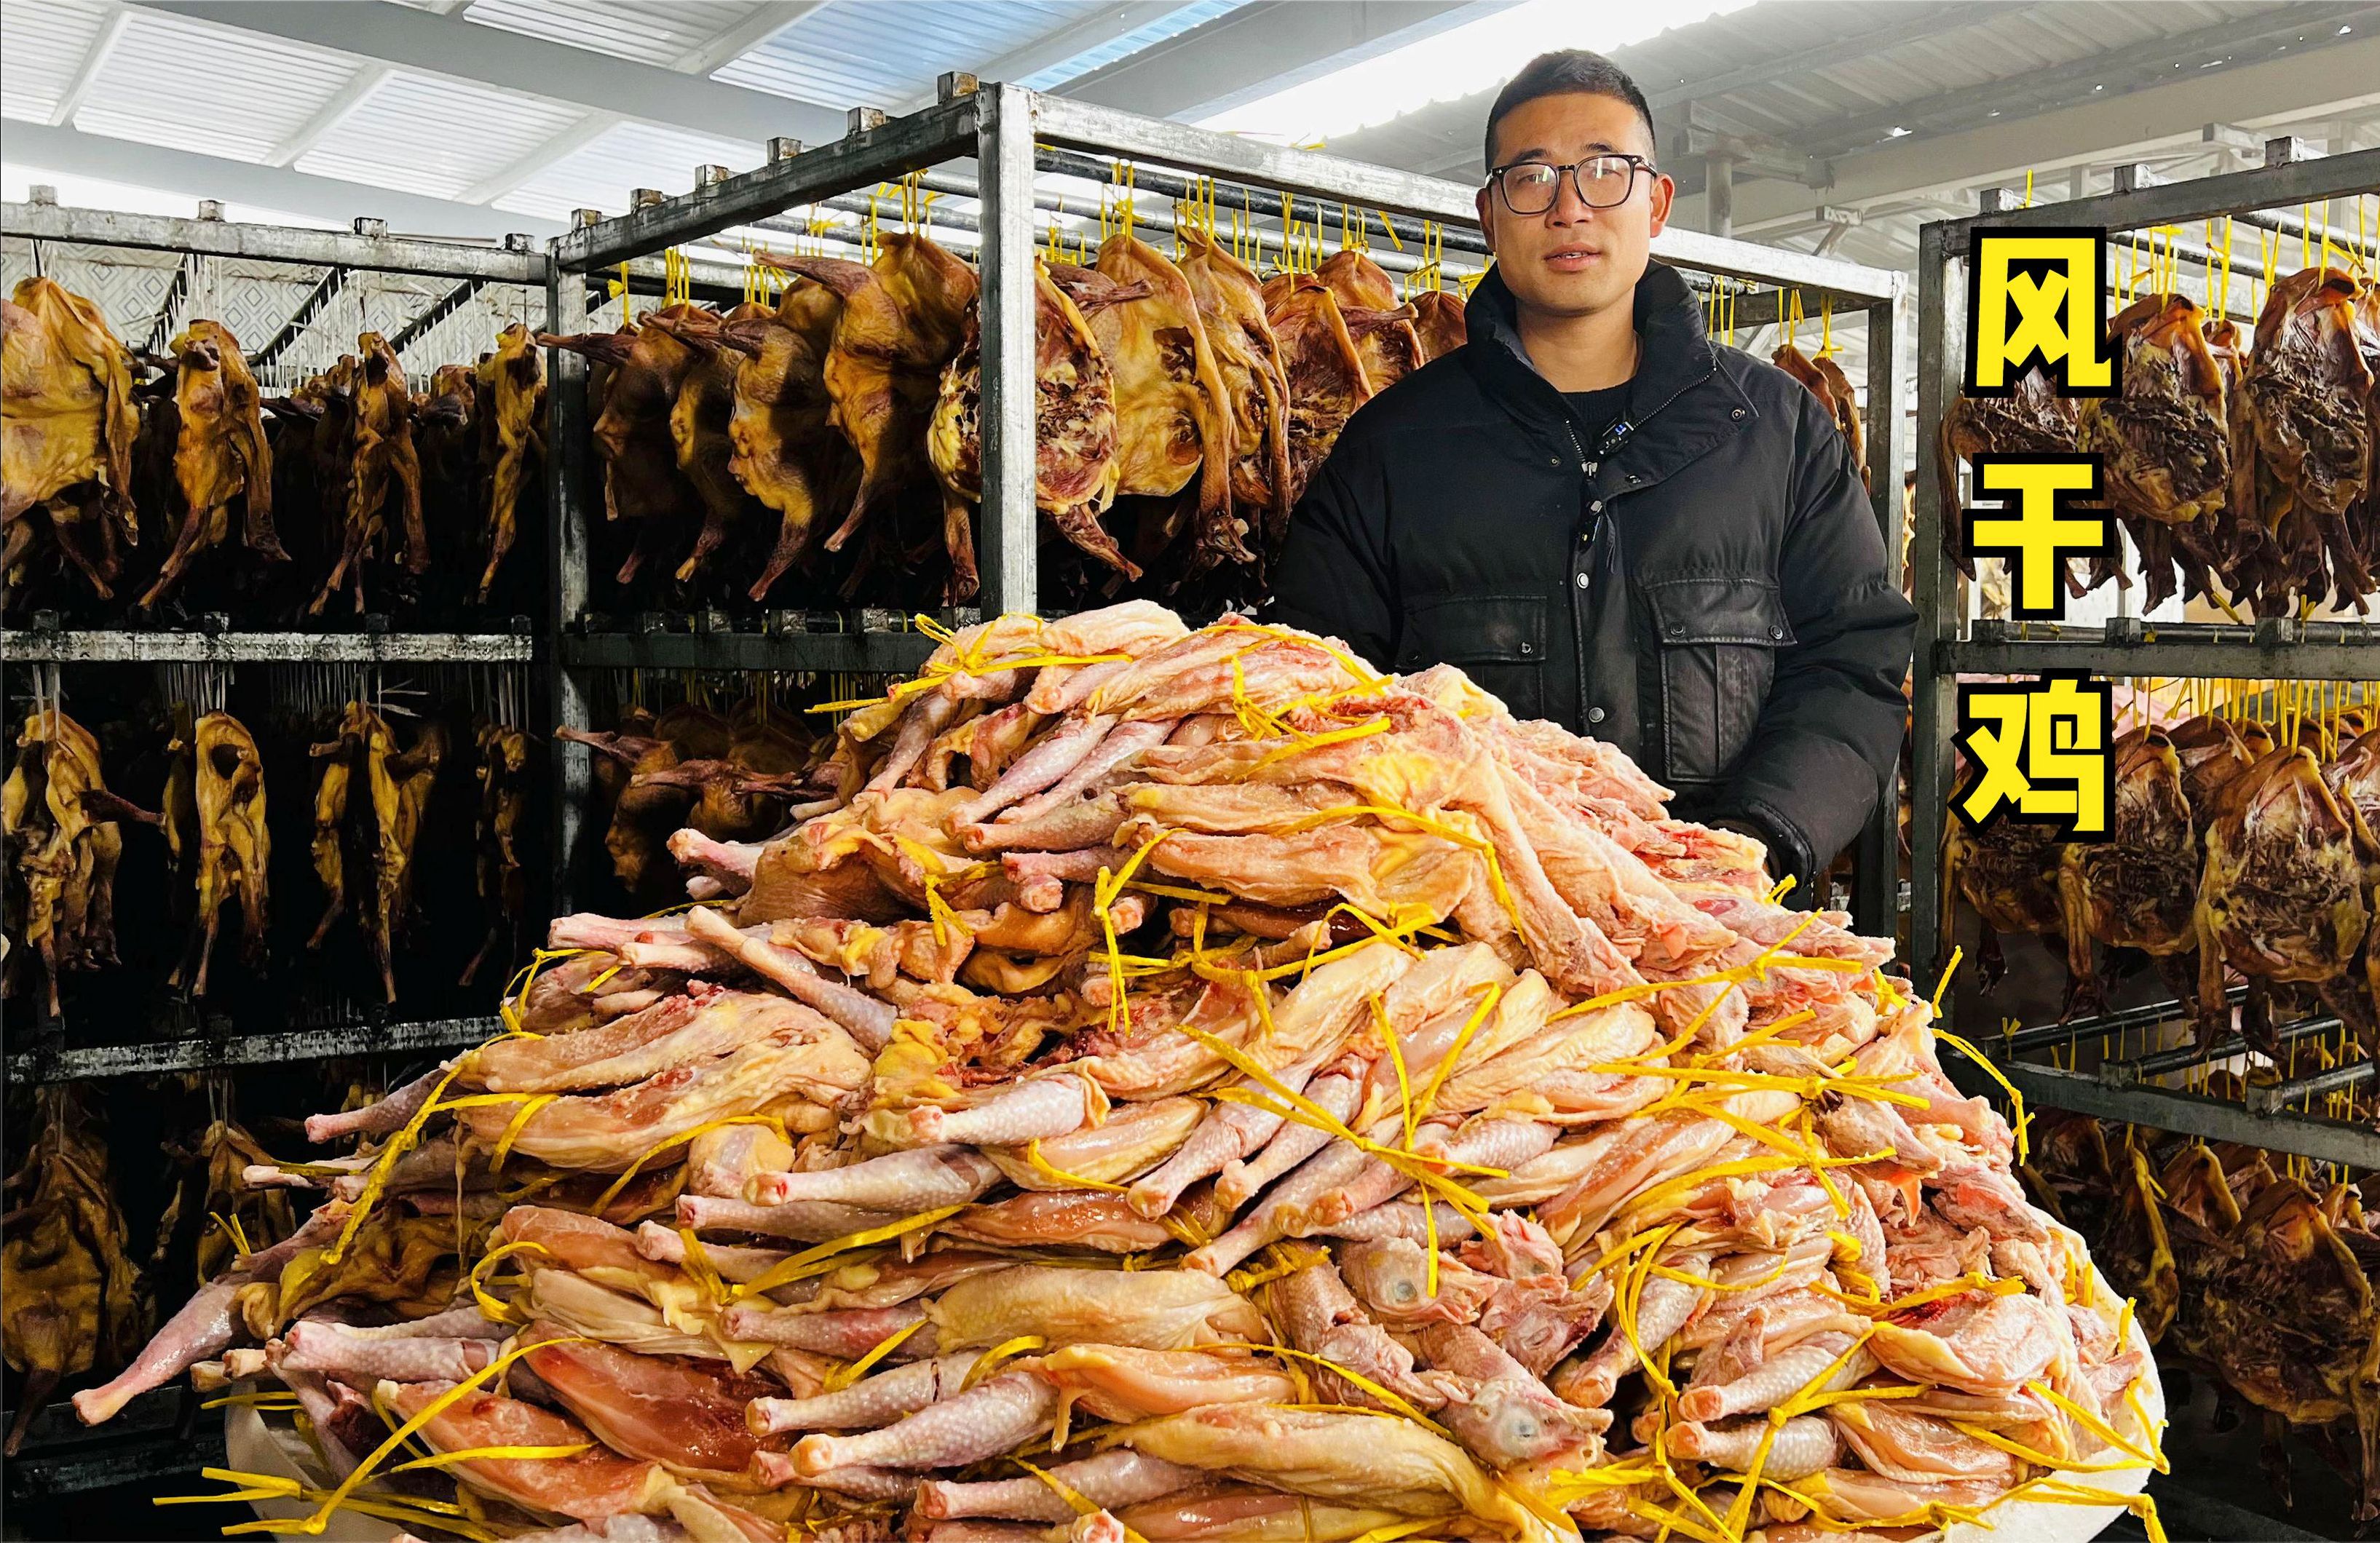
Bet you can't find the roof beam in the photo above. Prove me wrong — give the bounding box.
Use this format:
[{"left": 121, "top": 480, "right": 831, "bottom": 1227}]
[
  {"left": 47, "top": 4, "right": 133, "bottom": 127},
  {"left": 1723, "top": 33, "right": 2380, "bottom": 232},
  {"left": 1056, "top": 0, "right": 1488, "bottom": 121},
  {"left": 1, "top": 120, "right": 564, "bottom": 240},
  {"left": 266, "top": 63, "right": 394, "bottom": 167},
  {"left": 671, "top": 1, "right": 826, "bottom": 76},
  {"left": 130, "top": 1, "right": 845, "bottom": 148}
]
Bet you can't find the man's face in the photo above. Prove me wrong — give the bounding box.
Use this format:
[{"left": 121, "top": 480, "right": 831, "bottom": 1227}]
[{"left": 1476, "top": 91, "right": 1673, "bottom": 320}]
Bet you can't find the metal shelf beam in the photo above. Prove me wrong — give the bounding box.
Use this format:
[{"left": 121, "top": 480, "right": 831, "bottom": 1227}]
[
  {"left": 1939, "top": 147, "right": 2380, "bottom": 257},
  {"left": 2000, "top": 1060, "right": 2380, "bottom": 1170},
  {"left": 1, "top": 201, "right": 546, "bottom": 285},
  {"left": 1942, "top": 624, "right": 2380, "bottom": 682},
  {"left": 562, "top": 630, "right": 939, "bottom": 674},
  {"left": 4, "top": 1016, "right": 499, "bottom": 1084},
  {"left": 1, "top": 630, "right": 534, "bottom": 664}
]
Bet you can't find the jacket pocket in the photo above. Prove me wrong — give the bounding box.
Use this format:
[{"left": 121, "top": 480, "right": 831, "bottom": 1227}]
[
  {"left": 1642, "top": 576, "right": 1793, "bottom": 786},
  {"left": 1396, "top": 593, "right": 1546, "bottom": 721}
]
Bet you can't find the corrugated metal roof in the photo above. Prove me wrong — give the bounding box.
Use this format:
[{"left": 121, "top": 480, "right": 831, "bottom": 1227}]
[
  {"left": 1018, "top": 1, "right": 1249, "bottom": 90},
  {"left": 0, "top": 0, "right": 114, "bottom": 124},
  {"left": 494, "top": 119, "right": 763, "bottom": 221},
  {"left": 74, "top": 8, "right": 363, "bottom": 164},
  {"left": 295, "top": 69, "right": 587, "bottom": 199},
  {"left": 460, "top": 0, "right": 771, "bottom": 66},
  {"left": 715, "top": 1, "right": 1105, "bottom": 107}
]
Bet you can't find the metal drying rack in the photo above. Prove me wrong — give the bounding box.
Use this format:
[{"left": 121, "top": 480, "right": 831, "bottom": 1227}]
[{"left": 1905, "top": 142, "right": 2380, "bottom": 1167}]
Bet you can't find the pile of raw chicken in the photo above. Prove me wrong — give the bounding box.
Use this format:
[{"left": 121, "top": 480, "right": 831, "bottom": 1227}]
[
  {"left": 1940, "top": 265, "right": 2379, "bottom": 614},
  {"left": 1, "top": 695, "right": 529, "bottom": 1020},
  {"left": 74, "top": 603, "right": 2159, "bottom": 1542},
  {"left": 2025, "top": 1109, "right": 2380, "bottom": 1526},
  {"left": 1945, "top": 701, "right": 2380, "bottom": 1060},
  {"left": 542, "top": 232, "right": 1463, "bottom": 611},
  {"left": 1, "top": 274, "right": 545, "bottom": 620}
]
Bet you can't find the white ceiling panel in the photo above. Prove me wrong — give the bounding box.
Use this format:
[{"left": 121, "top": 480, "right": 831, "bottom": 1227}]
[
  {"left": 716, "top": 1, "right": 1102, "bottom": 108},
  {"left": 1, "top": 0, "right": 116, "bottom": 124},
  {"left": 462, "top": 0, "right": 771, "bottom": 66},
  {"left": 492, "top": 119, "right": 762, "bottom": 221},
  {"left": 295, "top": 69, "right": 585, "bottom": 199},
  {"left": 73, "top": 9, "right": 362, "bottom": 164}
]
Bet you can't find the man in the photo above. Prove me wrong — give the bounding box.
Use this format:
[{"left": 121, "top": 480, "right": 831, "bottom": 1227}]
[{"left": 1273, "top": 49, "right": 1916, "bottom": 890}]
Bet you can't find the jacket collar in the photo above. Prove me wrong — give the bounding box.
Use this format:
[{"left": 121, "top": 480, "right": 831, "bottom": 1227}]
[{"left": 1466, "top": 259, "right": 1722, "bottom": 445}]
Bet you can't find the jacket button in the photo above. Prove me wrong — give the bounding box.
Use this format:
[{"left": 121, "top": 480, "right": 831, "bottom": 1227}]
[
  {"left": 1731, "top": 408, "right": 1747, "bottom": 421},
  {"left": 1575, "top": 571, "right": 1591, "bottom": 589},
  {"left": 1519, "top": 641, "right": 1534, "bottom": 656},
  {"left": 1628, "top": 473, "right": 1642, "bottom": 483},
  {"left": 1769, "top": 625, "right": 1785, "bottom": 640},
  {"left": 1549, "top": 456, "right": 1561, "bottom": 467},
  {"left": 1587, "top": 706, "right": 1607, "bottom": 724},
  {"left": 1667, "top": 621, "right": 1685, "bottom": 636}
]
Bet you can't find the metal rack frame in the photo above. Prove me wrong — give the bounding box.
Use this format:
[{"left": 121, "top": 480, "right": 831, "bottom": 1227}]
[
  {"left": 546, "top": 79, "right": 1912, "bottom": 925},
  {"left": 1907, "top": 145, "right": 2380, "bottom": 1154},
  {"left": 0, "top": 197, "right": 558, "bottom": 1068}
]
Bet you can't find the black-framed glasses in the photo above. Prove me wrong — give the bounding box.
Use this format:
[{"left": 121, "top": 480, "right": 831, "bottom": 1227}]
[{"left": 1488, "top": 155, "right": 1656, "bottom": 215}]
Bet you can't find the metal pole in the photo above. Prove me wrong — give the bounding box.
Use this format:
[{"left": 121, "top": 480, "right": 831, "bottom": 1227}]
[
  {"left": 1851, "top": 284, "right": 1905, "bottom": 940},
  {"left": 976, "top": 82, "right": 1038, "bottom": 617},
  {"left": 1907, "top": 223, "right": 1956, "bottom": 990},
  {"left": 1705, "top": 154, "right": 1736, "bottom": 239},
  {"left": 543, "top": 253, "right": 593, "bottom": 914}
]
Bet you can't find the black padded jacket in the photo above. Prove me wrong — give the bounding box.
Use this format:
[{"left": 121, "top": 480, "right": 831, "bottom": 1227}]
[{"left": 1271, "top": 260, "right": 1916, "bottom": 886}]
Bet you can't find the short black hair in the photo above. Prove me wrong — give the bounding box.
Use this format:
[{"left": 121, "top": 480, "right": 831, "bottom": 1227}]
[{"left": 1483, "top": 49, "right": 1656, "bottom": 173}]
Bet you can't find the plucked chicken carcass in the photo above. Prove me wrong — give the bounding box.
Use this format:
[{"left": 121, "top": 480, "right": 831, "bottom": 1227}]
[
  {"left": 365, "top": 713, "right": 447, "bottom": 1004},
  {"left": 462, "top": 718, "right": 531, "bottom": 986},
  {"left": 1, "top": 277, "right": 139, "bottom": 601},
  {"left": 1936, "top": 360, "right": 2079, "bottom": 580},
  {"left": 931, "top": 258, "right": 1130, "bottom": 594},
  {"left": 170, "top": 710, "right": 269, "bottom": 998},
  {"left": 1940, "top": 798, "right": 2069, "bottom": 996},
  {"left": 715, "top": 281, "right": 855, "bottom": 603},
  {"left": 2078, "top": 293, "right": 2230, "bottom": 609},
  {"left": 475, "top": 322, "right": 545, "bottom": 603},
  {"left": 2242, "top": 267, "right": 2376, "bottom": 607},
  {"left": 1410, "top": 287, "right": 1469, "bottom": 361},
  {"left": 539, "top": 311, "right": 702, "bottom": 586},
  {"left": 3, "top": 707, "right": 157, "bottom": 1018},
  {"left": 2, "top": 1087, "right": 144, "bottom": 1456},
  {"left": 646, "top": 302, "right": 772, "bottom": 587},
  {"left": 1317, "top": 249, "right": 1426, "bottom": 397},
  {"left": 558, "top": 713, "right": 696, "bottom": 904},
  {"left": 1268, "top": 279, "right": 1374, "bottom": 508},
  {"left": 304, "top": 700, "right": 369, "bottom": 950},
  {"left": 1178, "top": 228, "right": 1293, "bottom": 559},
  {"left": 312, "top": 333, "right": 425, "bottom": 614},
  {"left": 1086, "top": 233, "right": 1244, "bottom": 576},
  {"left": 138, "top": 320, "right": 285, "bottom": 611},
  {"left": 89, "top": 601, "right": 2159, "bottom": 1543},
  {"left": 2195, "top": 745, "right": 2371, "bottom": 1058},
  {"left": 1772, "top": 341, "right": 1867, "bottom": 488},
  {"left": 2055, "top": 726, "right": 2201, "bottom": 1020}
]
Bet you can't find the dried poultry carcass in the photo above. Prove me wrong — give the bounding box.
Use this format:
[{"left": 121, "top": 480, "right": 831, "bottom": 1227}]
[
  {"left": 1772, "top": 341, "right": 1866, "bottom": 487},
  {"left": 462, "top": 718, "right": 532, "bottom": 986},
  {"left": 716, "top": 280, "right": 854, "bottom": 603},
  {"left": 154, "top": 1110, "right": 297, "bottom": 1293},
  {"left": 3, "top": 707, "right": 157, "bottom": 1016},
  {"left": 643, "top": 302, "right": 774, "bottom": 588},
  {"left": 169, "top": 710, "right": 269, "bottom": 999},
  {"left": 475, "top": 322, "right": 545, "bottom": 603},
  {"left": 2, "top": 1087, "right": 144, "bottom": 1456},
  {"left": 365, "top": 713, "right": 448, "bottom": 1004},
  {"left": 1085, "top": 232, "right": 1244, "bottom": 576},
  {"left": 1268, "top": 278, "right": 1374, "bottom": 510},
  {"left": 304, "top": 700, "right": 370, "bottom": 951},
  {"left": 414, "top": 360, "right": 479, "bottom": 606},
  {"left": 1179, "top": 228, "right": 1293, "bottom": 560},
  {"left": 2196, "top": 745, "right": 2372, "bottom": 1058},
  {"left": 138, "top": 320, "right": 285, "bottom": 611},
  {"left": 1317, "top": 248, "right": 1426, "bottom": 397},
  {"left": 2242, "top": 267, "right": 2376, "bottom": 606},
  {"left": 311, "top": 333, "right": 425, "bottom": 614},
  {"left": 1935, "top": 361, "right": 2079, "bottom": 580},
  {"left": 1411, "top": 287, "right": 1469, "bottom": 362},
  {"left": 558, "top": 717, "right": 695, "bottom": 904},
  {"left": 930, "top": 258, "right": 1130, "bottom": 595},
  {"left": 539, "top": 312, "right": 702, "bottom": 585},
  {"left": 2055, "top": 726, "right": 2201, "bottom": 1020},
  {"left": 2077, "top": 293, "right": 2230, "bottom": 608},
  {"left": 83, "top": 600, "right": 2162, "bottom": 1543},
  {"left": 1940, "top": 798, "right": 2069, "bottom": 997},
  {"left": 1, "top": 277, "right": 139, "bottom": 601}
]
